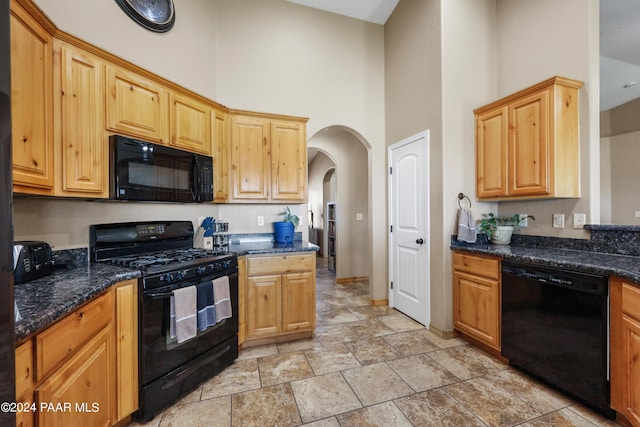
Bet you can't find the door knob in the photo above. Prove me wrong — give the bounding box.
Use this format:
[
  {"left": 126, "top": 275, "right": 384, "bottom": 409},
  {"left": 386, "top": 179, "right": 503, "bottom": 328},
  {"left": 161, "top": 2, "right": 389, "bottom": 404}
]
[{"left": 416, "top": 238, "right": 424, "bottom": 245}]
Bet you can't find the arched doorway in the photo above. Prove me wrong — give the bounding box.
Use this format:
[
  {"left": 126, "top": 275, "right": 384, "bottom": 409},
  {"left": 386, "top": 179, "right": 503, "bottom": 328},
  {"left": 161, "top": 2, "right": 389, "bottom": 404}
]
[{"left": 307, "top": 126, "right": 371, "bottom": 285}]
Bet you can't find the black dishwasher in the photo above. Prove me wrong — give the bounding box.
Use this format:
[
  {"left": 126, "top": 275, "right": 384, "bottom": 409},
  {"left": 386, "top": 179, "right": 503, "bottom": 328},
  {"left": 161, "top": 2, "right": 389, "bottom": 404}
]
[{"left": 501, "top": 261, "right": 614, "bottom": 418}]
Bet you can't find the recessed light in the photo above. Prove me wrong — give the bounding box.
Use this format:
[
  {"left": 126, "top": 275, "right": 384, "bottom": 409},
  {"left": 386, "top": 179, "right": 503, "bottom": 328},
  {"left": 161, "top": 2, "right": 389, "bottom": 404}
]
[{"left": 623, "top": 81, "right": 637, "bottom": 89}]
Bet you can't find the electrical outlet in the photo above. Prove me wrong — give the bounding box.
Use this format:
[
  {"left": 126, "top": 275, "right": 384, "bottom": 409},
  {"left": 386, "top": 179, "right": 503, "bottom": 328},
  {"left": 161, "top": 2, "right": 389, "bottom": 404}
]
[
  {"left": 573, "top": 213, "right": 586, "bottom": 229},
  {"left": 635, "top": 211, "right": 640, "bottom": 218},
  {"left": 257, "top": 216, "right": 264, "bottom": 226},
  {"left": 356, "top": 213, "right": 364, "bottom": 221},
  {"left": 553, "top": 214, "right": 565, "bottom": 228},
  {"left": 518, "top": 214, "right": 528, "bottom": 227}
]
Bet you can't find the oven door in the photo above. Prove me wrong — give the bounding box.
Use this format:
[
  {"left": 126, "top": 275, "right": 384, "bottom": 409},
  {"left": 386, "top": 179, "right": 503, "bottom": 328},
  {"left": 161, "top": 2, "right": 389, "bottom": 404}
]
[
  {"left": 140, "top": 271, "right": 239, "bottom": 386},
  {"left": 111, "top": 135, "right": 200, "bottom": 202}
]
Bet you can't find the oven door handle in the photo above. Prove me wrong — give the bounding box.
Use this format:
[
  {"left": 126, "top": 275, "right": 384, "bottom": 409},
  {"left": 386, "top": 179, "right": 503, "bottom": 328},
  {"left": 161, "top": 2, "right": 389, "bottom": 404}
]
[
  {"left": 146, "top": 291, "right": 174, "bottom": 300},
  {"left": 160, "top": 344, "right": 232, "bottom": 390}
]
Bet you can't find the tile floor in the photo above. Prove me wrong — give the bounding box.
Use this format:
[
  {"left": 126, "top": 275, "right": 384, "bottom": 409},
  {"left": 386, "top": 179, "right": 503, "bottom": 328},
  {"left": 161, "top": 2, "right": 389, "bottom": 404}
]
[{"left": 131, "top": 258, "right": 622, "bottom": 427}]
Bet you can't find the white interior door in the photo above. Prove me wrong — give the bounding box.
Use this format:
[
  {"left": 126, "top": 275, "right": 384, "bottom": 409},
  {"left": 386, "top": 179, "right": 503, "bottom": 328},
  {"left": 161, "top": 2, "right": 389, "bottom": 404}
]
[{"left": 388, "top": 130, "right": 429, "bottom": 325}]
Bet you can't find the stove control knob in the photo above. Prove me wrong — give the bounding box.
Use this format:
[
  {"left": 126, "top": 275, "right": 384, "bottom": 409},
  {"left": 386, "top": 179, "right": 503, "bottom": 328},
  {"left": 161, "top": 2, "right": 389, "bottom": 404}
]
[
  {"left": 164, "top": 273, "right": 174, "bottom": 283},
  {"left": 176, "top": 270, "right": 187, "bottom": 280},
  {"left": 213, "top": 263, "right": 221, "bottom": 271},
  {"left": 196, "top": 266, "right": 207, "bottom": 275}
]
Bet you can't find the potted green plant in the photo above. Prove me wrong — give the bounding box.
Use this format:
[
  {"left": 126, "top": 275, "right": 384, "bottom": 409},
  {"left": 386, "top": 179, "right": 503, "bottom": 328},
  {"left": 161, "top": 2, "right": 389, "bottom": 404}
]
[
  {"left": 273, "top": 207, "right": 300, "bottom": 243},
  {"left": 478, "top": 213, "right": 535, "bottom": 245}
]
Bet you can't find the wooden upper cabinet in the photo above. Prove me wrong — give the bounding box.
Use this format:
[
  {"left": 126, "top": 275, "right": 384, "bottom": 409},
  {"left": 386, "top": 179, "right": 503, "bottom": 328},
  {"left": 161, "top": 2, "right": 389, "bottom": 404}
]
[
  {"left": 55, "top": 43, "right": 107, "bottom": 196},
  {"left": 170, "top": 92, "right": 212, "bottom": 155},
  {"left": 475, "top": 76, "right": 582, "bottom": 200},
  {"left": 230, "top": 115, "right": 271, "bottom": 201},
  {"left": 10, "top": 0, "right": 54, "bottom": 193},
  {"left": 476, "top": 106, "right": 508, "bottom": 198},
  {"left": 271, "top": 120, "right": 306, "bottom": 201},
  {"left": 509, "top": 89, "right": 549, "bottom": 196},
  {"left": 213, "top": 108, "right": 230, "bottom": 202},
  {"left": 106, "top": 66, "right": 169, "bottom": 143},
  {"left": 229, "top": 112, "right": 308, "bottom": 203}
]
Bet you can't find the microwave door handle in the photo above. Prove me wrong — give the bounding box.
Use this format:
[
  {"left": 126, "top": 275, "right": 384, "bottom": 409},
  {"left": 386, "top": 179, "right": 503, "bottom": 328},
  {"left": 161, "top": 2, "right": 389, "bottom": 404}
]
[{"left": 191, "top": 156, "right": 198, "bottom": 201}]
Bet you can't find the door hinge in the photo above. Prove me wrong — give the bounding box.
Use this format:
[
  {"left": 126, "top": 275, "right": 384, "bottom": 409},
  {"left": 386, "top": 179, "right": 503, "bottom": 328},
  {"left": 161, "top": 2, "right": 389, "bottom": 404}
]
[
  {"left": 390, "top": 225, "right": 392, "bottom": 232},
  {"left": 390, "top": 281, "right": 393, "bottom": 290},
  {"left": 389, "top": 166, "right": 392, "bottom": 174}
]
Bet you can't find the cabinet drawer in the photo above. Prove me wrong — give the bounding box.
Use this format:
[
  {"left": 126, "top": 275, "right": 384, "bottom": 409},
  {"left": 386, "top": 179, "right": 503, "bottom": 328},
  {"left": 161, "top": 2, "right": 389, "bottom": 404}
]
[
  {"left": 453, "top": 252, "right": 500, "bottom": 280},
  {"left": 35, "top": 291, "right": 113, "bottom": 381},
  {"left": 15, "top": 340, "right": 33, "bottom": 398},
  {"left": 622, "top": 282, "right": 640, "bottom": 323},
  {"left": 247, "top": 254, "right": 315, "bottom": 276}
]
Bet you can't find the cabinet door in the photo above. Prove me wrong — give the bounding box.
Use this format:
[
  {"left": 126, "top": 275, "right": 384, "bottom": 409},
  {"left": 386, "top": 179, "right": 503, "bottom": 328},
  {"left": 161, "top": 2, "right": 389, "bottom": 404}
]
[
  {"left": 247, "top": 275, "right": 281, "bottom": 339},
  {"left": 230, "top": 115, "right": 270, "bottom": 200},
  {"left": 106, "top": 66, "right": 169, "bottom": 143},
  {"left": 15, "top": 340, "right": 33, "bottom": 400},
  {"left": 212, "top": 108, "right": 230, "bottom": 202},
  {"left": 10, "top": 3, "right": 54, "bottom": 192},
  {"left": 238, "top": 257, "right": 247, "bottom": 345},
  {"left": 508, "top": 89, "right": 549, "bottom": 196},
  {"left": 58, "top": 45, "right": 106, "bottom": 195},
  {"left": 476, "top": 106, "right": 508, "bottom": 198},
  {"left": 621, "top": 314, "right": 640, "bottom": 426},
  {"left": 36, "top": 326, "right": 115, "bottom": 427},
  {"left": 282, "top": 272, "right": 315, "bottom": 332},
  {"left": 113, "top": 280, "right": 138, "bottom": 421},
  {"left": 170, "top": 92, "right": 211, "bottom": 155},
  {"left": 270, "top": 120, "right": 306, "bottom": 201},
  {"left": 612, "top": 280, "right": 640, "bottom": 427},
  {"left": 453, "top": 270, "right": 500, "bottom": 350}
]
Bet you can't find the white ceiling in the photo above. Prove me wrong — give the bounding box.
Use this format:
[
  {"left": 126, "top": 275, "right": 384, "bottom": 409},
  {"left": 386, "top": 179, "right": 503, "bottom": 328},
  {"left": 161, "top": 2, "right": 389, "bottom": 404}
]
[
  {"left": 286, "top": 0, "right": 398, "bottom": 25},
  {"left": 600, "top": 0, "right": 640, "bottom": 111},
  {"left": 289, "top": 1, "right": 636, "bottom": 112}
]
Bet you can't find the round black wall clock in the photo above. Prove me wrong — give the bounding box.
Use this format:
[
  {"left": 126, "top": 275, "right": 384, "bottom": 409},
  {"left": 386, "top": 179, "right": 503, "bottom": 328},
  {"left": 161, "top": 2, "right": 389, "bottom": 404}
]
[{"left": 115, "top": 0, "right": 175, "bottom": 33}]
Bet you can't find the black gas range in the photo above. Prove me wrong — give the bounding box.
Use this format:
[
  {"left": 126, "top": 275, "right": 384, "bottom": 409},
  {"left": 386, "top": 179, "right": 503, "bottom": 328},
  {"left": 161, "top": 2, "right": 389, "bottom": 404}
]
[{"left": 90, "top": 220, "right": 239, "bottom": 421}]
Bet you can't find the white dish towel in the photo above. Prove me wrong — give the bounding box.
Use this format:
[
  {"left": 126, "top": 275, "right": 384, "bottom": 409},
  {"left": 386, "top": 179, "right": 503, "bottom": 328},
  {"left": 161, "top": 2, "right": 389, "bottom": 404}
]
[
  {"left": 457, "top": 208, "right": 477, "bottom": 243},
  {"left": 173, "top": 286, "right": 197, "bottom": 343}
]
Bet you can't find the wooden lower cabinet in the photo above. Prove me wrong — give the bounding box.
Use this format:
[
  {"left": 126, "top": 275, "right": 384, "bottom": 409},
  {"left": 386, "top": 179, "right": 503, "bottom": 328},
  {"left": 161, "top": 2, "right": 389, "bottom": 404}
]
[
  {"left": 113, "top": 280, "right": 138, "bottom": 421},
  {"left": 15, "top": 279, "right": 138, "bottom": 426},
  {"left": 452, "top": 252, "right": 501, "bottom": 351},
  {"left": 36, "top": 326, "right": 115, "bottom": 427},
  {"left": 242, "top": 253, "right": 316, "bottom": 346},
  {"left": 15, "top": 340, "right": 34, "bottom": 427},
  {"left": 611, "top": 277, "right": 640, "bottom": 427}
]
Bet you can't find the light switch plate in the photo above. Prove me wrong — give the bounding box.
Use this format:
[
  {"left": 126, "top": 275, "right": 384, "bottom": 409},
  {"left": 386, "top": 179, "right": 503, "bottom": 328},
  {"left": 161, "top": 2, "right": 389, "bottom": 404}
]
[
  {"left": 553, "top": 214, "right": 565, "bottom": 228},
  {"left": 573, "top": 213, "right": 586, "bottom": 229}
]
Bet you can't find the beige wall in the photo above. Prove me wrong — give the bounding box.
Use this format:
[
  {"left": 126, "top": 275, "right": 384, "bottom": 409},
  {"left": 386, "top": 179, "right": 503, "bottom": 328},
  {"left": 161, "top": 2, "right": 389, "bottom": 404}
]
[
  {"left": 604, "top": 131, "right": 640, "bottom": 225},
  {"left": 385, "top": 0, "right": 497, "bottom": 333},
  {"left": 492, "top": 0, "right": 600, "bottom": 236},
  {"left": 34, "top": 0, "right": 218, "bottom": 100},
  {"left": 16, "top": 1, "right": 387, "bottom": 295},
  {"left": 600, "top": 98, "right": 640, "bottom": 225},
  {"left": 213, "top": 0, "right": 387, "bottom": 297}
]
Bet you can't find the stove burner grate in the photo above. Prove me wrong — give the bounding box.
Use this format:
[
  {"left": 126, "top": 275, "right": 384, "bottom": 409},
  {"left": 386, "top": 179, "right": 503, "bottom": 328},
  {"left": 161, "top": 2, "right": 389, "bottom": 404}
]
[{"left": 108, "top": 248, "right": 229, "bottom": 269}]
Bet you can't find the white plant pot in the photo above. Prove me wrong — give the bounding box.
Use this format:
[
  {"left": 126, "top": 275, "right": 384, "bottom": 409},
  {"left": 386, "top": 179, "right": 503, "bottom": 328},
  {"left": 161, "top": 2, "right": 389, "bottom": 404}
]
[{"left": 490, "top": 225, "right": 514, "bottom": 245}]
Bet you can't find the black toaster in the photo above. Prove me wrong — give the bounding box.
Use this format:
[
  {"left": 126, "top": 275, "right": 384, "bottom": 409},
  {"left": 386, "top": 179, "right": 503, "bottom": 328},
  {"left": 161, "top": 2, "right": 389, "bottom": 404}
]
[{"left": 13, "top": 241, "right": 55, "bottom": 283}]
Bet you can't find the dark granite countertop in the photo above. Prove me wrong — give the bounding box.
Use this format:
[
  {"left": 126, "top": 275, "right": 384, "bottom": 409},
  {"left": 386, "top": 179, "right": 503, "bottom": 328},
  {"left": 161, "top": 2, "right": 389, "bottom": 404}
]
[
  {"left": 227, "top": 232, "right": 319, "bottom": 255},
  {"left": 451, "top": 240, "right": 640, "bottom": 284},
  {"left": 14, "top": 258, "right": 140, "bottom": 343},
  {"left": 229, "top": 240, "right": 319, "bottom": 256},
  {"left": 14, "top": 235, "right": 318, "bottom": 344}
]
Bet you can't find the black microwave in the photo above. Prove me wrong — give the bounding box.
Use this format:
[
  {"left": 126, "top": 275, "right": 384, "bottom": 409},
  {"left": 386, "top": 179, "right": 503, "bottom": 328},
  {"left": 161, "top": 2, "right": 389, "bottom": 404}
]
[{"left": 110, "top": 135, "right": 213, "bottom": 203}]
